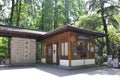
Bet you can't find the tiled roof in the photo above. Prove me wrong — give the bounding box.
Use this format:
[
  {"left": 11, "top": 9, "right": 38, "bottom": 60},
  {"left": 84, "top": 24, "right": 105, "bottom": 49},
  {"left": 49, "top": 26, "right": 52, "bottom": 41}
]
[
  {"left": 44, "top": 25, "right": 107, "bottom": 38},
  {"left": 0, "top": 25, "right": 47, "bottom": 40}
]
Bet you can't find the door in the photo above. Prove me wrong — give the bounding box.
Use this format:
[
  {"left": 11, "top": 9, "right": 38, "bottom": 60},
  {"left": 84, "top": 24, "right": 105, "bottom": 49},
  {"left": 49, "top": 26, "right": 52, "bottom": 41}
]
[
  {"left": 53, "top": 43, "right": 57, "bottom": 63},
  {"left": 47, "top": 44, "right": 52, "bottom": 64}
]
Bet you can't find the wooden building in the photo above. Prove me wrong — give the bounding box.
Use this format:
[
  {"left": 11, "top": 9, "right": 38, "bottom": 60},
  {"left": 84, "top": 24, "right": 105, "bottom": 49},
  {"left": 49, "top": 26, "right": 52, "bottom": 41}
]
[
  {"left": 0, "top": 25, "right": 106, "bottom": 67},
  {"left": 41, "top": 25, "right": 106, "bottom": 68}
]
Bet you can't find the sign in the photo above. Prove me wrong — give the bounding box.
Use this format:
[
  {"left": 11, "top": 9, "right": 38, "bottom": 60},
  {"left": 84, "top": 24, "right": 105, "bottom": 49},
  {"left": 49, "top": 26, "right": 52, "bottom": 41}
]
[
  {"left": 112, "top": 58, "right": 119, "bottom": 68},
  {"left": 107, "top": 55, "right": 113, "bottom": 67},
  {"left": 77, "top": 34, "right": 90, "bottom": 40},
  {"left": 71, "top": 36, "right": 76, "bottom": 42}
]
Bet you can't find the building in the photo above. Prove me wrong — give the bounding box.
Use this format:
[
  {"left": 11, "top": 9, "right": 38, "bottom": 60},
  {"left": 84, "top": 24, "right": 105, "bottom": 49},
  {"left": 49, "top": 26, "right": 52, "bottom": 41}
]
[{"left": 0, "top": 25, "right": 106, "bottom": 67}]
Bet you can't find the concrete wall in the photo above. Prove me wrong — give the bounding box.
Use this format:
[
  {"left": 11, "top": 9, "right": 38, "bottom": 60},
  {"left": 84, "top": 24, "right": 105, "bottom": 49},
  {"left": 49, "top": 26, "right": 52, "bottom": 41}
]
[
  {"left": 41, "top": 58, "right": 46, "bottom": 63},
  {"left": 71, "top": 59, "right": 95, "bottom": 66},
  {"left": 60, "top": 60, "right": 69, "bottom": 66},
  {"left": 10, "top": 37, "right": 36, "bottom": 65},
  {"left": 71, "top": 59, "right": 84, "bottom": 66},
  {"left": 60, "top": 59, "right": 95, "bottom": 67}
]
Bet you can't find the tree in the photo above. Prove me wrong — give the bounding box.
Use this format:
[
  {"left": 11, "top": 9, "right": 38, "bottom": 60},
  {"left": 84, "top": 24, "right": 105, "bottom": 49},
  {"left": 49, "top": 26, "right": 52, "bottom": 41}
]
[
  {"left": 40, "top": 0, "right": 54, "bottom": 31},
  {"left": 63, "top": 0, "right": 70, "bottom": 24},
  {"left": 76, "top": 14, "right": 102, "bottom": 30},
  {"left": 0, "top": 0, "right": 10, "bottom": 25},
  {"left": 77, "top": 14, "right": 120, "bottom": 63},
  {"left": 9, "top": 0, "right": 15, "bottom": 25},
  {"left": 108, "top": 26, "right": 120, "bottom": 57},
  {"left": 53, "top": 0, "right": 58, "bottom": 29},
  {"left": 16, "top": 0, "right": 22, "bottom": 26},
  {"left": 87, "top": 0, "right": 120, "bottom": 55}
]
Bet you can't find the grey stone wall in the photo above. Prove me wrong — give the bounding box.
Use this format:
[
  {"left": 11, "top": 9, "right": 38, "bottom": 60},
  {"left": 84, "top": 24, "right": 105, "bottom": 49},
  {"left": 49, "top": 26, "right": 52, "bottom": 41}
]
[{"left": 10, "top": 37, "right": 36, "bottom": 65}]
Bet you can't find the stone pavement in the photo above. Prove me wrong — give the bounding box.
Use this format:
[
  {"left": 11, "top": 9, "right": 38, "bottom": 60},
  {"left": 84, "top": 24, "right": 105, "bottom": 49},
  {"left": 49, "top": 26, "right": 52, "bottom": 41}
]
[{"left": 0, "top": 65, "right": 120, "bottom": 82}]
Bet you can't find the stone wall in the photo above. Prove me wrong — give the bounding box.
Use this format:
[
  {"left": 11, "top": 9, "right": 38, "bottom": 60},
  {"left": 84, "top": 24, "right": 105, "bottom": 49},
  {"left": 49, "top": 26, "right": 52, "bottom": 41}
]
[{"left": 10, "top": 37, "right": 36, "bottom": 65}]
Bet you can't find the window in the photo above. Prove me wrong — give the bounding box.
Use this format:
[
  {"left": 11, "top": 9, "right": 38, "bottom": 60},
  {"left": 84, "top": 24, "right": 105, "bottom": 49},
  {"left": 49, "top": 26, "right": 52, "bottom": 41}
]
[
  {"left": 72, "top": 39, "right": 89, "bottom": 58},
  {"left": 42, "top": 44, "right": 46, "bottom": 58},
  {"left": 61, "top": 42, "right": 68, "bottom": 56},
  {"left": 77, "top": 40, "right": 88, "bottom": 57},
  {"left": 90, "top": 46, "right": 95, "bottom": 52},
  {"left": 48, "top": 45, "right": 52, "bottom": 56},
  {"left": 43, "top": 46, "right": 46, "bottom": 56}
]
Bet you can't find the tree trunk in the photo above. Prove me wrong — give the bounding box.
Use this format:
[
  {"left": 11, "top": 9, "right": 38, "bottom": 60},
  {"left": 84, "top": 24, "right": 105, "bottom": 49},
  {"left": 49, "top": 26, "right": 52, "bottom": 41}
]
[
  {"left": 40, "top": 1, "right": 44, "bottom": 31},
  {"left": 8, "top": 0, "right": 15, "bottom": 59},
  {"left": 16, "top": 0, "right": 22, "bottom": 26},
  {"left": 54, "top": 0, "right": 58, "bottom": 29},
  {"left": 100, "top": 0, "right": 110, "bottom": 55},
  {"left": 64, "top": 0, "right": 69, "bottom": 25},
  {"left": 9, "top": 0, "right": 15, "bottom": 25},
  {"left": 7, "top": 28, "right": 11, "bottom": 59}
]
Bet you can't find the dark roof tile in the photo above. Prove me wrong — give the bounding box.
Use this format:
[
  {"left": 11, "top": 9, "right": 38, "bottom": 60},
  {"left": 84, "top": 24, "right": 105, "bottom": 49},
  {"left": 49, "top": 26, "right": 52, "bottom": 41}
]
[{"left": 44, "top": 25, "right": 107, "bottom": 38}]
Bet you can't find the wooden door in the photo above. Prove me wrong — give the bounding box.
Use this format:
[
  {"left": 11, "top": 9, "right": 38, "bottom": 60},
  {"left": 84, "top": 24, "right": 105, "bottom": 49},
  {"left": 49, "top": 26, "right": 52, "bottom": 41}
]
[
  {"left": 53, "top": 43, "right": 57, "bottom": 64},
  {"left": 47, "top": 44, "right": 52, "bottom": 64}
]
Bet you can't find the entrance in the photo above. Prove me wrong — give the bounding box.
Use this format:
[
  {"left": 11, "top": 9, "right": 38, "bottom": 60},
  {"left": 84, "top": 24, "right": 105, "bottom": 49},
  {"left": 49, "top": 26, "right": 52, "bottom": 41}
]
[
  {"left": 47, "top": 43, "right": 59, "bottom": 64},
  {"left": 53, "top": 43, "right": 59, "bottom": 64}
]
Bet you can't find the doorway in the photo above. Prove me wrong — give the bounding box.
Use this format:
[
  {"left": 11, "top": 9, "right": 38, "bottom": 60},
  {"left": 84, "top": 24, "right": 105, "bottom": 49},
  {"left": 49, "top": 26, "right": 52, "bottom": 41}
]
[
  {"left": 47, "top": 43, "right": 59, "bottom": 64},
  {"left": 53, "top": 43, "right": 59, "bottom": 64}
]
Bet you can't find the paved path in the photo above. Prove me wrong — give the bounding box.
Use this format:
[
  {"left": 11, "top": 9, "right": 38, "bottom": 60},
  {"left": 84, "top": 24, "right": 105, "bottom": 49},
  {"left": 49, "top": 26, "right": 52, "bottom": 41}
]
[{"left": 0, "top": 65, "right": 120, "bottom": 82}]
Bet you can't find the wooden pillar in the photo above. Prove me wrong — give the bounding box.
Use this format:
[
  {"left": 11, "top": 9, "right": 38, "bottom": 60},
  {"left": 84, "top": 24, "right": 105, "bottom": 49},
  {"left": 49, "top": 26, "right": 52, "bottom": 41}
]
[
  {"left": 94, "top": 38, "right": 96, "bottom": 59},
  {"left": 45, "top": 39, "right": 48, "bottom": 63},
  {"left": 58, "top": 35, "right": 61, "bottom": 65},
  {"left": 8, "top": 37, "right": 11, "bottom": 64},
  {"left": 68, "top": 32, "right": 71, "bottom": 67}
]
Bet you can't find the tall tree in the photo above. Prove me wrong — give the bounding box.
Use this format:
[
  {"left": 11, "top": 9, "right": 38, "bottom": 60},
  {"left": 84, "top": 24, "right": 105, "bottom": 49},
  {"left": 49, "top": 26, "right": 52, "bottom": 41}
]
[
  {"left": 63, "top": 0, "right": 70, "bottom": 24},
  {"left": 16, "top": 0, "right": 22, "bottom": 26},
  {"left": 53, "top": 0, "right": 58, "bottom": 29},
  {"left": 40, "top": 0, "right": 45, "bottom": 31},
  {"left": 87, "top": 0, "right": 119, "bottom": 55},
  {"left": 77, "top": 0, "right": 86, "bottom": 16},
  {"left": 10, "top": 0, "right": 15, "bottom": 25},
  {"left": 39, "top": 0, "right": 54, "bottom": 31}
]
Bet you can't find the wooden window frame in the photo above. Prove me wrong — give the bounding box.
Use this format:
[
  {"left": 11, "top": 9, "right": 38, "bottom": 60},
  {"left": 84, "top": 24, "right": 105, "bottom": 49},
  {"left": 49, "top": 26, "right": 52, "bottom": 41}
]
[{"left": 61, "top": 42, "right": 68, "bottom": 58}]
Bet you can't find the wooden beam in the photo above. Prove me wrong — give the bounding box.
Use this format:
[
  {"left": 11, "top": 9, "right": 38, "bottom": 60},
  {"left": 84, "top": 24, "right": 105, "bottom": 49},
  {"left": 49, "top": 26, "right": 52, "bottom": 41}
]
[
  {"left": 8, "top": 37, "right": 11, "bottom": 64},
  {"left": 68, "top": 32, "right": 71, "bottom": 67},
  {"left": 58, "top": 34, "right": 61, "bottom": 65}
]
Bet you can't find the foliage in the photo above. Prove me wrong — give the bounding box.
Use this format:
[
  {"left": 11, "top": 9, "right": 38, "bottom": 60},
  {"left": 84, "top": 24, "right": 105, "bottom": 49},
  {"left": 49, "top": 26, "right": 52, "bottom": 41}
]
[
  {"left": 0, "top": 37, "right": 8, "bottom": 58},
  {"left": 76, "top": 14, "right": 102, "bottom": 30},
  {"left": 108, "top": 26, "right": 120, "bottom": 58},
  {"left": 76, "top": 13, "right": 120, "bottom": 62},
  {"left": 86, "top": 0, "right": 120, "bottom": 56},
  {"left": 36, "top": 42, "right": 41, "bottom": 61}
]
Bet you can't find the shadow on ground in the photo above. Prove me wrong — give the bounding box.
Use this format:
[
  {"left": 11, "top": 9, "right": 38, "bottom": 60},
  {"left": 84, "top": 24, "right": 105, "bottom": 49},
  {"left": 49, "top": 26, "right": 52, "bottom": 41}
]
[
  {"left": 35, "top": 64, "right": 120, "bottom": 77},
  {"left": 0, "top": 64, "right": 120, "bottom": 77}
]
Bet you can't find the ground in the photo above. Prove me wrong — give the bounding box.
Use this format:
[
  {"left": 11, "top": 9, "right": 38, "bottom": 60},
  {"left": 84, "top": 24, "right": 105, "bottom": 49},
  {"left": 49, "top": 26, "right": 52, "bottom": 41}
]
[{"left": 0, "top": 65, "right": 120, "bottom": 82}]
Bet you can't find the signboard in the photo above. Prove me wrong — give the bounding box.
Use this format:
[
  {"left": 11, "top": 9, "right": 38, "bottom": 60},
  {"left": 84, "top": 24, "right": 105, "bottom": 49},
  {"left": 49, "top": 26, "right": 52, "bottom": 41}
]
[
  {"left": 107, "top": 55, "right": 113, "bottom": 67},
  {"left": 112, "top": 58, "right": 119, "bottom": 68},
  {"left": 77, "top": 34, "right": 90, "bottom": 40}
]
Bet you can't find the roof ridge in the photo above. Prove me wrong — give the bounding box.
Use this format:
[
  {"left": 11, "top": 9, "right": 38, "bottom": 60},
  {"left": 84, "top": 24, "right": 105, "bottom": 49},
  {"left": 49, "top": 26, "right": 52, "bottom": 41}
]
[{"left": 0, "top": 24, "right": 47, "bottom": 32}]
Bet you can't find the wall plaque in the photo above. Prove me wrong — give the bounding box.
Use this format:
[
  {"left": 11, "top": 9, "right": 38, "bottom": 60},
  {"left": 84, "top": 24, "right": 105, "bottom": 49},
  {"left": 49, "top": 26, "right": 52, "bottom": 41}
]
[{"left": 71, "top": 36, "right": 76, "bottom": 42}]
